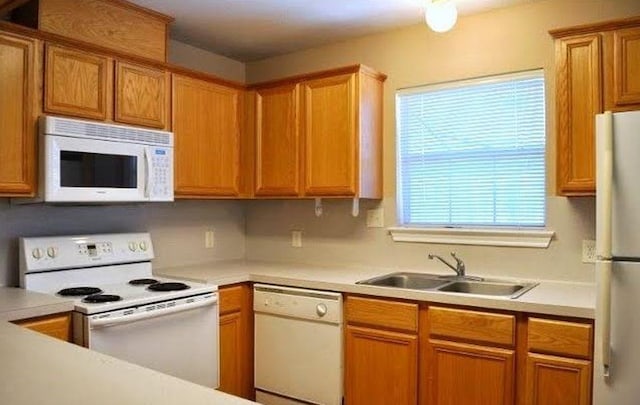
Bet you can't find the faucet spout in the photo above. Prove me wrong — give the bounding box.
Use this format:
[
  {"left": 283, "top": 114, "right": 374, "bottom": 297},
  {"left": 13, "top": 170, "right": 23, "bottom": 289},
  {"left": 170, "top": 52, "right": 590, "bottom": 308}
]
[{"left": 428, "top": 252, "right": 466, "bottom": 277}]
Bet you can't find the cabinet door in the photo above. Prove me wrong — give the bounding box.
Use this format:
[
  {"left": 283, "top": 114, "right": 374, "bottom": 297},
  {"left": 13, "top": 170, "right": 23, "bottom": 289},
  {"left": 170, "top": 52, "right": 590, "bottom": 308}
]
[
  {"left": 45, "top": 44, "right": 112, "bottom": 120},
  {"left": 345, "top": 325, "right": 418, "bottom": 405},
  {"left": 115, "top": 61, "right": 169, "bottom": 129},
  {"left": 302, "top": 73, "right": 357, "bottom": 196},
  {"left": 254, "top": 84, "right": 300, "bottom": 196},
  {"left": 427, "top": 340, "right": 515, "bottom": 405},
  {"left": 525, "top": 353, "right": 591, "bottom": 405},
  {"left": 613, "top": 27, "right": 640, "bottom": 108},
  {"left": 172, "top": 75, "right": 241, "bottom": 197},
  {"left": 218, "top": 284, "right": 253, "bottom": 399},
  {"left": 0, "top": 32, "right": 37, "bottom": 196},
  {"left": 555, "top": 34, "right": 602, "bottom": 196},
  {"left": 13, "top": 313, "right": 71, "bottom": 342}
]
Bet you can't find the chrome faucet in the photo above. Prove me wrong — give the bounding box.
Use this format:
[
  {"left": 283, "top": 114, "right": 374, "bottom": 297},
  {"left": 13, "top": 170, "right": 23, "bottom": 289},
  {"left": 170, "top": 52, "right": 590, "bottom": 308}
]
[{"left": 428, "top": 252, "right": 466, "bottom": 277}]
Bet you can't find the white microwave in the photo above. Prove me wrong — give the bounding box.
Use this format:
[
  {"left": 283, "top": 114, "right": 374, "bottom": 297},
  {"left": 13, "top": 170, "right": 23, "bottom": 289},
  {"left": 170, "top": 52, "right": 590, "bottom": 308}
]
[{"left": 35, "top": 116, "right": 174, "bottom": 203}]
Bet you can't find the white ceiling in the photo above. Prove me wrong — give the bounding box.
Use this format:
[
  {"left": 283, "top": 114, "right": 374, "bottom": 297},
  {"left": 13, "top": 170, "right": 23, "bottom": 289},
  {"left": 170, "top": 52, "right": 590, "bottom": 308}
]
[{"left": 131, "top": 0, "right": 538, "bottom": 62}]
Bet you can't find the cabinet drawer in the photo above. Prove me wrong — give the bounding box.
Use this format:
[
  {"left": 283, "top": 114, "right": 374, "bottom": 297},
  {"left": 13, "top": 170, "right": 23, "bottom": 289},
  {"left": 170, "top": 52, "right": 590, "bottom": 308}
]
[
  {"left": 528, "top": 317, "right": 593, "bottom": 359},
  {"left": 345, "top": 296, "right": 418, "bottom": 332},
  {"left": 219, "top": 284, "right": 249, "bottom": 315},
  {"left": 13, "top": 313, "right": 71, "bottom": 341},
  {"left": 429, "top": 306, "right": 515, "bottom": 346}
]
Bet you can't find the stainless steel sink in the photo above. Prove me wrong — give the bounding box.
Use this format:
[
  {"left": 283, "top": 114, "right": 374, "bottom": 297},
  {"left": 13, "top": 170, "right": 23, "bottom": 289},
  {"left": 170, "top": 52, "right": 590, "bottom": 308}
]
[
  {"left": 437, "top": 280, "right": 538, "bottom": 299},
  {"left": 356, "top": 272, "right": 449, "bottom": 290},
  {"left": 356, "top": 272, "right": 538, "bottom": 299}
]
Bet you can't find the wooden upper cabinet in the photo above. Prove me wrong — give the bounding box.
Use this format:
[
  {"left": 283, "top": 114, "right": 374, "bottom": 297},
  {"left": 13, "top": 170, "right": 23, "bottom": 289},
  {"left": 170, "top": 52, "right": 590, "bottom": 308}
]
[
  {"left": 254, "top": 84, "right": 300, "bottom": 196},
  {"left": 16, "top": 0, "right": 173, "bottom": 62},
  {"left": 0, "top": 31, "right": 37, "bottom": 196},
  {"left": 612, "top": 26, "right": 640, "bottom": 108},
  {"left": 552, "top": 18, "right": 640, "bottom": 196},
  {"left": 246, "top": 64, "right": 385, "bottom": 199},
  {"left": 302, "top": 73, "right": 358, "bottom": 196},
  {"left": 554, "top": 34, "right": 602, "bottom": 196},
  {"left": 45, "top": 44, "right": 112, "bottom": 120},
  {"left": 115, "top": 61, "right": 169, "bottom": 129},
  {"left": 172, "top": 74, "right": 241, "bottom": 197}
]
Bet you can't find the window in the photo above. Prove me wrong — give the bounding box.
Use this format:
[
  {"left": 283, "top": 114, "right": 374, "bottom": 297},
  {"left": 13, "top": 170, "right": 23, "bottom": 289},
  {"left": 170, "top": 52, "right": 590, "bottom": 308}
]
[{"left": 396, "top": 70, "right": 546, "bottom": 229}]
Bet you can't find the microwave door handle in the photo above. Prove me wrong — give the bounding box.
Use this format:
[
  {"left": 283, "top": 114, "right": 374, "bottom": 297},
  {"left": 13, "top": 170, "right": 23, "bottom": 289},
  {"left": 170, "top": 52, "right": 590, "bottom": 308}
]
[{"left": 144, "top": 148, "right": 152, "bottom": 199}]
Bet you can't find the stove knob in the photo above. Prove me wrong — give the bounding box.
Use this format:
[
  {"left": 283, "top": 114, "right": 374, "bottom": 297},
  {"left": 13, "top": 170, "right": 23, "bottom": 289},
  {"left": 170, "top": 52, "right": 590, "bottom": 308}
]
[
  {"left": 32, "top": 248, "right": 43, "bottom": 260},
  {"left": 316, "top": 303, "right": 328, "bottom": 317},
  {"left": 128, "top": 242, "right": 138, "bottom": 252},
  {"left": 47, "top": 247, "right": 58, "bottom": 258},
  {"left": 139, "top": 241, "right": 148, "bottom": 251}
]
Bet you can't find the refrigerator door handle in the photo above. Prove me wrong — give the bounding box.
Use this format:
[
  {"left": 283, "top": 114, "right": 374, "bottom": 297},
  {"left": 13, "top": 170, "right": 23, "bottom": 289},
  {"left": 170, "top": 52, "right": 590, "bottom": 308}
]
[
  {"left": 596, "top": 260, "right": 612, "bottom": 378},
  {"left": 596, "top": 111, "right": 614, "bottom": 377}
]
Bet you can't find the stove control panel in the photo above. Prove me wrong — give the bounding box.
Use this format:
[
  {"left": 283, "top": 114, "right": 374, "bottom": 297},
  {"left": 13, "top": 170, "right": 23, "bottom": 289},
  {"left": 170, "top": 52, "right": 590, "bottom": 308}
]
[{"left": 20, "top": 233, "right": 155, "bottom": 277}]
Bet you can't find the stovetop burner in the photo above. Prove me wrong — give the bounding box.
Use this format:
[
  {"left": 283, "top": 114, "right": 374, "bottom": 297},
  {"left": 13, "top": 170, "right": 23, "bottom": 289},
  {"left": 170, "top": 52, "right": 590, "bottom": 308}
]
[
  {"left": 147, "top": 282, "right": 191, "bottom": 292},
  {"left": 83, "top": 294, "right": 122, "bottom": 303},
  {"left": 58, "top": 287, "right": 103, "bottom": 296},
  {"left": 129, "top": 278, "right": 159, "bottom": 286}
]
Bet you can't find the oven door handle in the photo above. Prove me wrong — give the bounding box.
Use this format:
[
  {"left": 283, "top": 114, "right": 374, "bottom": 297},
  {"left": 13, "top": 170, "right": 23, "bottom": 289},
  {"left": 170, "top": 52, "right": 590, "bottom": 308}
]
[{"left": 90, "top": 297, "right": 217, "bottom": 329}]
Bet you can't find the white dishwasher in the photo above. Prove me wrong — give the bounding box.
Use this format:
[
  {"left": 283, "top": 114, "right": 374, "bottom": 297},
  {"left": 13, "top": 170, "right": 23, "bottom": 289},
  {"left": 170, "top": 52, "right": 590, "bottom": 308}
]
[{"left": 254, "top": 284, "right": 343, "bottom": 405}]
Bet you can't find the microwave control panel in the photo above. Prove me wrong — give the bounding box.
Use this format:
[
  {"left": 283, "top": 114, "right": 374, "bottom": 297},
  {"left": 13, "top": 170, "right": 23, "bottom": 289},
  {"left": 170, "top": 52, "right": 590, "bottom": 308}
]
[{"left": 149, "top": 147, "right": 173, "bottom": 201}]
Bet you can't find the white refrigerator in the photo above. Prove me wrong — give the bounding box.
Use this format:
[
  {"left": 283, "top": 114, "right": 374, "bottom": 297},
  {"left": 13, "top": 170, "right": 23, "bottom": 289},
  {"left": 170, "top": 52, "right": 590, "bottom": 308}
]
[{"left": 595, "top": 110, "right": 640, "bottom": 404}]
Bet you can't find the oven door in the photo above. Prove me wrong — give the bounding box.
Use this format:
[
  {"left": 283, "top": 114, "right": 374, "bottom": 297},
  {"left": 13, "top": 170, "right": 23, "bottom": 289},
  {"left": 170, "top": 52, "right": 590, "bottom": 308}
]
[
  {"left": 81, "top": 295, "right": 219, "bottom": 388},
  {"left": 44, "top": 135, "right": 148, "bottom": 202}
]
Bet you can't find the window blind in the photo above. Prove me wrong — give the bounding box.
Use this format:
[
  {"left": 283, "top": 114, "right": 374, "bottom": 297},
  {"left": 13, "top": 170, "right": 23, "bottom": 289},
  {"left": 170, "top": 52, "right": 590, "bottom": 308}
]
[{"left": 396, "top": 70, "right": 546, "bottom": 228}]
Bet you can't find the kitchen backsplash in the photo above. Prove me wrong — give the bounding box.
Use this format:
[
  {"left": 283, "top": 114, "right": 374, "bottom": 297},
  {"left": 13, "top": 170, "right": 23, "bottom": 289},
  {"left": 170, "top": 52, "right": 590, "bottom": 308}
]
[
  {"left": 0, "top": 199, "right": 245, "bottom": 286},
  {"left": 245, "top": 197, "right": 596, "bottom": 283}
]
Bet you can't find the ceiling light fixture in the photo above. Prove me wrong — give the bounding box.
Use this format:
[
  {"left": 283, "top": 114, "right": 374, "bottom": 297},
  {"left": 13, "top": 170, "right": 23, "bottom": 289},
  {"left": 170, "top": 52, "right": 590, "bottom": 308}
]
[{"left": 424, "top": 0, "right": 458, "bottom": 33}]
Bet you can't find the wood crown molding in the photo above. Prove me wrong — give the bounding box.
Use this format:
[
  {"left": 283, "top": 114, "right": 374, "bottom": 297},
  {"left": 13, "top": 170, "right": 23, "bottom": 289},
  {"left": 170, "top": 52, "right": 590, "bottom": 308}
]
[
  {"left": 99, "top": 0, "right": 175, "bottom": 23},
  {"left": 549, "top": 15, "right": 640, "bottom": 38},
  {"left": 248, "top": 64, "right": 387, "bottom": 90}
]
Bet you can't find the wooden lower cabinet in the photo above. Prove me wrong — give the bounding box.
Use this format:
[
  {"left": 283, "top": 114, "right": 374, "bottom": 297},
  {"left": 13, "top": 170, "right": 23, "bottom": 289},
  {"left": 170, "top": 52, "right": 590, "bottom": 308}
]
[
  {"left": 13, "top": 313, "right": 71, "bottom": 342},
  {"left": 524, "top": 353, "right": 591, "bottom": 405},
  {"left": 427, "top": 340, "right": 515, "bottom": 405},
  {"left": 345, "top": 325, "right": 418, "bottom": 405},
  {"left": 218, "top": 284, "right": 253, "bottom": 400}
]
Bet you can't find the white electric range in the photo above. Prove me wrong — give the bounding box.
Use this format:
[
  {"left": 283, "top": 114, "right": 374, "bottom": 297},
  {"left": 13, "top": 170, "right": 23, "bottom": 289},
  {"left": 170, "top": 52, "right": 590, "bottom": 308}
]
[{"left": 19, "top": 232, "right": 219, "bottom": 388}]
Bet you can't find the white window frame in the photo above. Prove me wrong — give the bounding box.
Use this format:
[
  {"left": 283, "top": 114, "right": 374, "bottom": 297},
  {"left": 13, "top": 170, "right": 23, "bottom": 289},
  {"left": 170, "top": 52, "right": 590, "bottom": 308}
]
[{"left": 390, "top": 70, "right": 554, "bottom": 248}]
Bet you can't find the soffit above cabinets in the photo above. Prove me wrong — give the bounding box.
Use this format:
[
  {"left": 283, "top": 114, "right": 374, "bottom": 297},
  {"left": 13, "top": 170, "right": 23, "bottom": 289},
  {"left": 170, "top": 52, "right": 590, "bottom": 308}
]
[{"left": 129, "top": 0, "right": 540, "bottom": 62}]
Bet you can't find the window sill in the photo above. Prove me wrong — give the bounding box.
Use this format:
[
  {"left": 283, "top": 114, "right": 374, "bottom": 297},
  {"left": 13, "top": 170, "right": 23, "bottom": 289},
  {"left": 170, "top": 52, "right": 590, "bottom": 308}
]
[{"left": 388, "top": 227, "right": 555, "bottom": 248}]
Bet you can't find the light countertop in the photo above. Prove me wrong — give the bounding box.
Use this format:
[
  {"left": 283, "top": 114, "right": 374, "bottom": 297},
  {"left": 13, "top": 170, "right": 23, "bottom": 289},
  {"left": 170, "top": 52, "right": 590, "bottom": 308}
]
[
  {"left": 0, "top": 321, "right": 256, "bottom": 405},
  {"left": 0, "top": 286, "right": 75, "bottom": 321},
  {"left": 156, "top": 260, "right": 596, "bottom": 319}
]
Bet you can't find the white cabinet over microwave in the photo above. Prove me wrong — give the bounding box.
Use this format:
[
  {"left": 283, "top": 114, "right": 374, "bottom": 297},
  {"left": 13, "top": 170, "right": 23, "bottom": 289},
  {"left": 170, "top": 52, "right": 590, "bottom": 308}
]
[{"left": 36, "top": 116, "right": 174, "bottom": 203}]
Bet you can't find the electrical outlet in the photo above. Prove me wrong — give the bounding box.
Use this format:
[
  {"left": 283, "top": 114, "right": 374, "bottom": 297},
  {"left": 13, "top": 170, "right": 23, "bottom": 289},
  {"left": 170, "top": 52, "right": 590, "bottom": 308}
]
[
  {"left": 366, "top": 208, "right": 384, "bottom": 228},
  {"left": 582, "top": 239, "right": 596, "bottom": 263},
  {"left": 291, "top": 230, "right": 302, "bottom": 248},
  {"left": 205, "top": 230, "right": 215, "bottom": 249}
]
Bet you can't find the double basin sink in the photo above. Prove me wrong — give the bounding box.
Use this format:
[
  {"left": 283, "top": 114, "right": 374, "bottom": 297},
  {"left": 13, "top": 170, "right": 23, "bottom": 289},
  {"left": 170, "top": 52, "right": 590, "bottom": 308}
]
[{"left": 356, "top": 272, "right": 537, "bottom": 299}]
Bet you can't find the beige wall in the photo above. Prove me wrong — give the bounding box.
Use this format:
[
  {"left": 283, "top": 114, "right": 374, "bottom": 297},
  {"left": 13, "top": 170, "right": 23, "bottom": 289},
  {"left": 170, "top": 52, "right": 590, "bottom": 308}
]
[
  {"left": 169, "top": 39, "right": 246, "bottom": 83},
  {"left": 244, "top": 0, "right": 640, "bottom": 282}
]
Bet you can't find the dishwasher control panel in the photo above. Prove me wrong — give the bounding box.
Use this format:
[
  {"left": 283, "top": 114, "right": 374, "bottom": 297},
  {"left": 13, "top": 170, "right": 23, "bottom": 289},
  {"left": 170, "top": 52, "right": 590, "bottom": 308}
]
[{"left": 253, "top": 284, "right": 342, "bottom": 324}]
